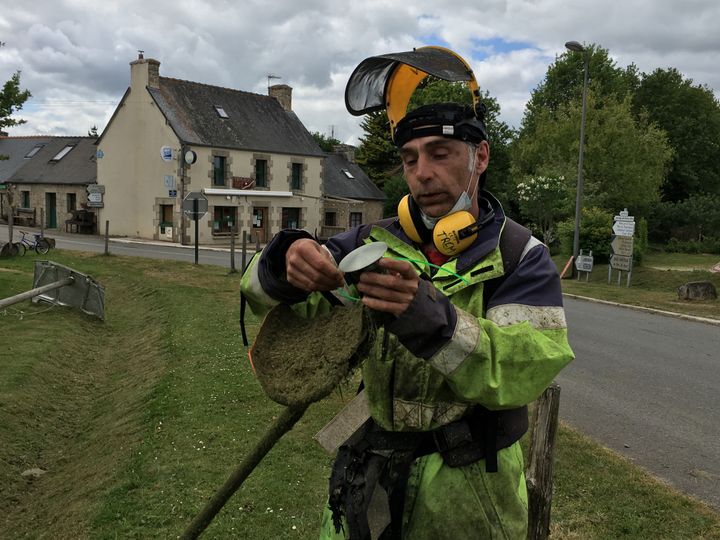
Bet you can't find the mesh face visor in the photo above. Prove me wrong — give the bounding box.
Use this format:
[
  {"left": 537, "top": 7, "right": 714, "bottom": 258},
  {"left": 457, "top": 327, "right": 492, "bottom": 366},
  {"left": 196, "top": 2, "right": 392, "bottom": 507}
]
[{"left": 345, "top": 46, "right": 481, "bottom": 141}]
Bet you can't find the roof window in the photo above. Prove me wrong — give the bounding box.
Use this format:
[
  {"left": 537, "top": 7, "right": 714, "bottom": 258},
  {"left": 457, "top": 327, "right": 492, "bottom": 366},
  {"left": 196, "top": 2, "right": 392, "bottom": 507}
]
[
  {"left": 25, "top": 144, "right": 45, "bottom": 158},
  {"left": 342, "top": 169, "right": 354, "bottom": 179},
  {"left": 51, "top": 145, "right": 75, "bottom": 161},
  {"left": 214, "top": 105, "right": 229, "bottom": 118}
]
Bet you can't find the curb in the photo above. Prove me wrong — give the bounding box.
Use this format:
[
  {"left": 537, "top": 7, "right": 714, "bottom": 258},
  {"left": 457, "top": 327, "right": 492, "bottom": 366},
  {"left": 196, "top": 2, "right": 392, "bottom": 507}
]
[{"left": 563, "top": 293, "right": 720, "bottom": 327}]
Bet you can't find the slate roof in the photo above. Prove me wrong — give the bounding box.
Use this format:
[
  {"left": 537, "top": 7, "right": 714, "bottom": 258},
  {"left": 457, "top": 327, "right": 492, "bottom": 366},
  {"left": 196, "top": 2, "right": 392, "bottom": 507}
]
[
  {"left": 7, "top": 137, "right": 97, "bottom": 185},
  {"left": 148, "top": 77, "right": 324, "bottom": 157},
  {"left": 323, "top": 153, "right": 386, "bottom": 201},
  {"left": 0, "top": 136, "right": 52, "bottom": 182}
]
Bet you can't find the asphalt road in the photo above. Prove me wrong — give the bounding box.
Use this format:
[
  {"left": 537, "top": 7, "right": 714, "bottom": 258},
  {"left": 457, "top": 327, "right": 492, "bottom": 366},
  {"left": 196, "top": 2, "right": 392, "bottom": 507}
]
[
  {"left": 3, "top": 225, "right": 719, "bottom": 509},
  {"left": 560, "top": 296, "right": 720, "bottom": 509},
  {"left": 1, "top": 225, "right": 254, "bottom": 268}
]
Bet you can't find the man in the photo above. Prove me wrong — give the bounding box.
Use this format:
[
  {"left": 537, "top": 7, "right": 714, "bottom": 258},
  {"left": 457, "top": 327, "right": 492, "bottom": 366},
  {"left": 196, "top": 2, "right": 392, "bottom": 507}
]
[{"left": 241, "top": 47, "right": 574, "bottom": 539}]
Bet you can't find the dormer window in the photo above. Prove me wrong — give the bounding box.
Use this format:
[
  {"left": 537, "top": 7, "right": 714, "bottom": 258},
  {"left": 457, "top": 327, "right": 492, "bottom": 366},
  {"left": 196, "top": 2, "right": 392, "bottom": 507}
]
[
  {"left": 342, "top": 169, "right": 354, "bottom": 179},
  {"left": 214, "top": 105, "right": 229, "bottom": 118},
  {"left": 25, "top": 144, "right": 44, "bottom": 158},
  {"left": 51, "top": 145, "right": 75, "bottom": 162}
]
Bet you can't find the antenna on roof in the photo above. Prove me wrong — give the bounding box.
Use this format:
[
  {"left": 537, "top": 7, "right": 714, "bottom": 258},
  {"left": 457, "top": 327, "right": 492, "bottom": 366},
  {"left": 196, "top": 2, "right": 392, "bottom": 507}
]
[
  {"left": 138, "top": 49, "right": 144, "bottom": 59},
  {"left": 267, "top": 74, "right": 281, "bottom": 90}
]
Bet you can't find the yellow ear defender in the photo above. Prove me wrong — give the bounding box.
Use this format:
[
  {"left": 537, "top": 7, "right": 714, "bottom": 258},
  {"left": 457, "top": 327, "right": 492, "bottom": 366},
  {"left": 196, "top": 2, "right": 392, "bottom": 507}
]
[{"left": 397, "top": 194, "right": 494, "bottom": 257}]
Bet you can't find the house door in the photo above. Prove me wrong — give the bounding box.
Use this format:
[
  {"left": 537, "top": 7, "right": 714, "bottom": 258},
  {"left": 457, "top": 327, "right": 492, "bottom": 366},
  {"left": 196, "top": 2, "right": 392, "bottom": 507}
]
[
  {"left": 252, "top": 207, "right": 267, "bottom": 243},
  {"left": 159, "top": 204, "right": 173, "bottom": 239},
  {"left": 46, "top": 192, "right": 57, "bottom": 228}
]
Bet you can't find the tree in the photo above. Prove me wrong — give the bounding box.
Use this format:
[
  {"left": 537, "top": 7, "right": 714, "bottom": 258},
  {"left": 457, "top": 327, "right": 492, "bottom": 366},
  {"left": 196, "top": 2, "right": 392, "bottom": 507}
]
[
  {"left": 311, "top": 131, "right": 341, "bottom": 152},
  {"left": 512, "top": 90, "right": 672, "bottom": 218},
  {"left": 633, "top": 68, "right": 720, "bottom": 201},
  {"left": 1, "top": 71, "right": 32, "bottom": 132},
  {"left": 516, "top": 175, "right": 568, "bottom": 245},
  {"left": 521, "top": 44, "right": 639, "bottom": 135},
  {"left": 355, "top": 111, "right": 398, "bottom": 187}
]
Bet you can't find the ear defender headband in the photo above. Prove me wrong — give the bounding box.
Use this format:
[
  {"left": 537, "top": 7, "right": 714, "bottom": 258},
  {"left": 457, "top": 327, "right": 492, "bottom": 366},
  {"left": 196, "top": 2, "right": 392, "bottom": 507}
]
[{"left": 398, "top": 193, "right": 495, "bottom": 256}]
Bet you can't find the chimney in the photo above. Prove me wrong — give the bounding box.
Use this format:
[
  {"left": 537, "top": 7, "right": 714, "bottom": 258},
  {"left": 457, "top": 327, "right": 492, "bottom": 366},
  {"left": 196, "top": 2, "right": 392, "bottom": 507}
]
[
  {"left": 333, "top": 144, "right": 356, "bottom": 164},
  {"left": 269, "top": 84, "right": 292, "bottom": 111},
  {"left": 130, "top": 55, "right": 161, "bottom": 91}
]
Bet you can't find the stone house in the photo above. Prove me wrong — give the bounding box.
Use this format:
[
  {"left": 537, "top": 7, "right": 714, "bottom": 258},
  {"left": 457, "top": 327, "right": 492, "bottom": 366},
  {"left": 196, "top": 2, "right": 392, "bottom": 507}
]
[
  {"left": 320, "top": 145, "right": 385, "bottom": 239},
  {"left": 0, "top": 136, "right": 97, "bottom": 230},
  {"left": 97, "top": 54, "right": 329, "bottom": 245}
]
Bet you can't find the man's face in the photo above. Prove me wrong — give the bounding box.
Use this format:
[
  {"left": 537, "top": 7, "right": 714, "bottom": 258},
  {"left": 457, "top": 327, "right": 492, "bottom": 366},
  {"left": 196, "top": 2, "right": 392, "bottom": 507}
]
[{"left": 399, "top": 136, "right": 489, "bottom": 218}]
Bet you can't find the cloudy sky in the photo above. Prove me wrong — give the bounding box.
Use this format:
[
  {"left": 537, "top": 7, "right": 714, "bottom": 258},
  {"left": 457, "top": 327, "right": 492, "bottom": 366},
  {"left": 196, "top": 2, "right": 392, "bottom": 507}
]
[{"left": 2, "top": 0, "right": 719, "bottom": 145}]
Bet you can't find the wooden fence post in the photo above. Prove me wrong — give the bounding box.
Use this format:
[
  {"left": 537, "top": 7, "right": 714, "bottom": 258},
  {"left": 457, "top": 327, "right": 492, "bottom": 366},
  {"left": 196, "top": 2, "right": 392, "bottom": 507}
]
[
  {"left": 104, "top": 220, "right": 110, "bottom": 256},
  {"left": 229, "top": 225, "right": 237, "bottom": 273},
  {"left": 526, "top": 382, "right": 561, "bottom": 540},
  {"left": 241, "top": 231, "right": 247, "bottom": 272}
]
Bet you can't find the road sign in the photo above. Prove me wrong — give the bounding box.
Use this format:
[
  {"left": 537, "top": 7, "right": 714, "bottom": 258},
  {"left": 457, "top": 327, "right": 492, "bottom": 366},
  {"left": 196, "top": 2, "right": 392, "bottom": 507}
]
[
  {"left": 611, "top": 235, "right": 634, "bottom": 256},
  {"left": 610, "top": 254, "right": 632, "bottom": 271},
  {"left": 575, "top": 254, "right": 594, "bottom": 272},
  {"left": 182, "top": 191, "right": 208, "bottom": 220},
  {"left": 612, "top": 221, "right": 635, "bottom": 236}
]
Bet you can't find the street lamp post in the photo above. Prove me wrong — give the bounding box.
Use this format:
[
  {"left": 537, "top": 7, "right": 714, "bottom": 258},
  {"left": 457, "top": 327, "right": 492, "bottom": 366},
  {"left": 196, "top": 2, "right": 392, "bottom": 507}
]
[{"left": 565, "top": 40, "right": 589, "bottom": 277}]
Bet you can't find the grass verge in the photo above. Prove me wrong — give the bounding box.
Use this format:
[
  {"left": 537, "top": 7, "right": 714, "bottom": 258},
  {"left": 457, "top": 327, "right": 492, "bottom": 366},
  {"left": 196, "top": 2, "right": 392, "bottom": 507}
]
[
  {"left": 555, "top": 251, "right": 719, "bottom": 321},
  {"left": 1, "top": 249, "right": 718, "bottom": 539}
]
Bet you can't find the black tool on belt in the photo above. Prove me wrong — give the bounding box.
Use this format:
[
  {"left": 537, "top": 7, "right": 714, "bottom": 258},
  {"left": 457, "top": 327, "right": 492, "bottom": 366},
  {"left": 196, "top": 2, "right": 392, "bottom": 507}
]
[{"left": 328, "top": 405, "right": 528, "bottom": 540}]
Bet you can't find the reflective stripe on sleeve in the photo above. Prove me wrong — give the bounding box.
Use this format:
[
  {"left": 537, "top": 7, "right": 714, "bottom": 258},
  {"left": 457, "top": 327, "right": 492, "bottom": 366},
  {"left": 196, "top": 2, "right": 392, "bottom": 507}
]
[
  {"left": 428, "top": 307, "right": 481, "bottom": 376},
  {"left": 485, "top": 304, "right": 567, "bottom": 329},
  {"left": 245, "top": 258, "right": 280, "bottom": 308}
]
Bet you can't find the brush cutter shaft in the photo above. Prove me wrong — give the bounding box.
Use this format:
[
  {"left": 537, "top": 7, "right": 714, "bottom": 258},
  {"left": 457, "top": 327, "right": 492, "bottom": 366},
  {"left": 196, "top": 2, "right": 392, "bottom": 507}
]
[{"left": 180, "top": 404, "right": 308, "bottom": 539}]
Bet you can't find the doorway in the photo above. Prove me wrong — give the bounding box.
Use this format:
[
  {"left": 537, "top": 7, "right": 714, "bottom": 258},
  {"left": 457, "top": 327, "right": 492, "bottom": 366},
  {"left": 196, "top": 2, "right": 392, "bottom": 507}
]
[
  {"left": 45, "top": 192, "right": 57, "bottom": 228},
  {"left": 252, "top": 207, "right": 267, "bottom": 243},
  {"left": 159, "top": 204, "right": 173, "bottom": 239}
]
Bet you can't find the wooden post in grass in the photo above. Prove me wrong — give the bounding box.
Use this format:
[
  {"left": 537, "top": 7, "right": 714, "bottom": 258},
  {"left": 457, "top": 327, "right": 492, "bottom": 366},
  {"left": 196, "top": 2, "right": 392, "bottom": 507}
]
[
  {"left": 526, "top": 382, "right": 561, "bottom": 540},
  {"left": 104, "top": 220, "right": 110, "bottom": 256},
  {"left": 229, "top": 224, "right": 237, "bottom": 273},
  {"left": 241, "top": 231, "right": 247, "bottom": 272}
]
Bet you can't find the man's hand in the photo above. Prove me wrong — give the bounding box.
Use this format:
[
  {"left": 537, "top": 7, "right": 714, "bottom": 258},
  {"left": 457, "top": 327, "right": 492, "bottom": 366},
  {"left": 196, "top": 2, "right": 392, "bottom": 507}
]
[
  {"left": 286, "top": 238, "right": 345, "bottom": 292},
  {"left": 357, "top": 258, "right": 419, "bottom": 317}
]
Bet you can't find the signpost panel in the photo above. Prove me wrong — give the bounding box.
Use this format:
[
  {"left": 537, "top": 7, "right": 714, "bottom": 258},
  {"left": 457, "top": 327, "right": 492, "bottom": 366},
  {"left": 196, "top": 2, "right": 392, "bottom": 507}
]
[
  {"left": 182, "top": 192, "right": 208, "bottom": 265},
  {"left": 610, "top": 235, "right": 634, "bottom": 257},
  {"left": 612, "top": 221, "right": 635, "bottom": 236},
  {"left": 182, "top": 192, "right": 208, "bottom": 220},
  {"left": 609, "top": 209, "right": 635, "bottom": 286},
  {"left": 610, "top": 254, "right": 632, "bottom": 272}
]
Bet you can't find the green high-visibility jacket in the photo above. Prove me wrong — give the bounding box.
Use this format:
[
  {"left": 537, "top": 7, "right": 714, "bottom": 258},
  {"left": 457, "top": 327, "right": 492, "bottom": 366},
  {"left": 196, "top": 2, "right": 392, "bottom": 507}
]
[{"left": 241, "top": 199, "right": 574, "bottom": 539}]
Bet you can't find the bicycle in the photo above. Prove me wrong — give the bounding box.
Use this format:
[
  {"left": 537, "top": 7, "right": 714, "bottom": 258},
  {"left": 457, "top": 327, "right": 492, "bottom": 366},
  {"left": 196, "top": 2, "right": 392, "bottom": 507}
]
[{"left": 14, "top": 230, "right": 51, "bottom": 255}]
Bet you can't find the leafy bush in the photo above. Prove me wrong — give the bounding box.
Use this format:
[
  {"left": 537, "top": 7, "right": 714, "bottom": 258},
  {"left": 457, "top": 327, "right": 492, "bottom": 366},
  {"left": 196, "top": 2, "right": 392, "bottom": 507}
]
[
  {"left": 557, "top": 207, "right": 614, "bottom": 262},
  {"left": 558, "top": 208, "right": 650, "bottom": 264},
  {"left": 665, "top": 237, "right": 720, "bottom": 254},
  {"left": 633, "top": 218, "right": 649, "bottom": 265},
  {"left": 648, "top": 194, "right": 720, "bottom": 243}
]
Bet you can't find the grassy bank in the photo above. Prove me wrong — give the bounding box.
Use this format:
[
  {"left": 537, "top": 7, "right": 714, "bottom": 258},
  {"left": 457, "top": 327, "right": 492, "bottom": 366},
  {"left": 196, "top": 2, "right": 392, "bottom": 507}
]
[
  {"left": 556, "top": 251, "right": 720, "bottom": 321},
  {"left": 1, "top": 250, "right": 719, "bottom": 538}
]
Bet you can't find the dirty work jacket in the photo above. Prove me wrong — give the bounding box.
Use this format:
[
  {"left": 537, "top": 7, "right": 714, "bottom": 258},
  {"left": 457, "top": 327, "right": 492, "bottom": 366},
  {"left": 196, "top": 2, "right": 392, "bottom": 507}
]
[{"left": 240, "top": 194, "right": 574, "bottom": 539}]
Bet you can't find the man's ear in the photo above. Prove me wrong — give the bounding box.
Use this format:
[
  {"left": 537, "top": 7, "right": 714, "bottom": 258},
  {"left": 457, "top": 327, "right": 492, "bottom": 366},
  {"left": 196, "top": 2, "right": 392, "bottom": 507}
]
[{"left": 476, "top": 141, "right": 490, "bottom": 175}]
